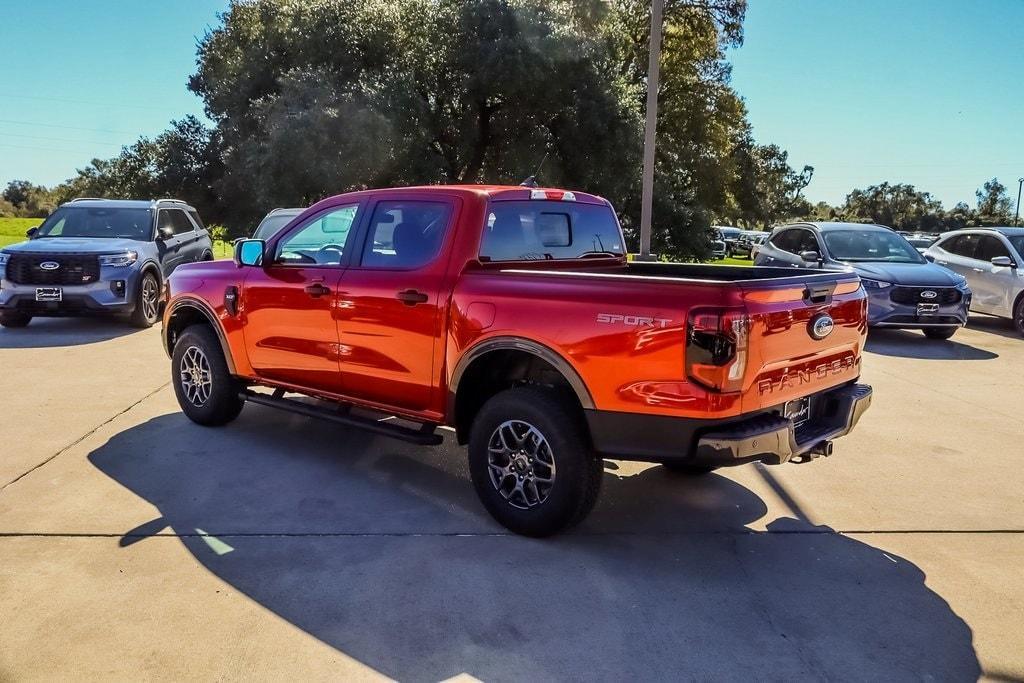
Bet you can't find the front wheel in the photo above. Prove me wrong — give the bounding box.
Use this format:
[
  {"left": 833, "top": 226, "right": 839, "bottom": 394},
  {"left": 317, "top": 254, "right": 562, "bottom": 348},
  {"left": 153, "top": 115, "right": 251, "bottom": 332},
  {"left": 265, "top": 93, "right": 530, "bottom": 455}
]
[
  {"left": 171, "top": 325, "right": 244, "bottom": 426},
  {"left": 468, "top": 387, "right": 602, "bottom": 537},
  {"left": 130, "top": 272, "right": 161, "bottom": 328},
  {"left": 0, "top": 311, "right": 31, "bottom": 328},
  {"left": 1014, "top": 298, "right": 1024, "bottom": 337},
  {"left": 923, "top": 327, "right": 958, "bottom": 340}
]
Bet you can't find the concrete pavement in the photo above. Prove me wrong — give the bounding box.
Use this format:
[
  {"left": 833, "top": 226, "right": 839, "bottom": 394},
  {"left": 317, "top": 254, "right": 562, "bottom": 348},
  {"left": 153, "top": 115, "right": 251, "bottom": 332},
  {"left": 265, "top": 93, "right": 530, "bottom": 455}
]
[{"left": 1, "top": 316, "right": 1022, "bottom": 680}]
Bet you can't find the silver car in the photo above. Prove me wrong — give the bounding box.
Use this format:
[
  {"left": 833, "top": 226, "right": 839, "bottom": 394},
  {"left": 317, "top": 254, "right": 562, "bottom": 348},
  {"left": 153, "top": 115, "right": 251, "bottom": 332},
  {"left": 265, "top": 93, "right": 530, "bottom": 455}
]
[
  {"left": 925, "top": 227, "right": 1024, "bottom": 335},
  {"left": 252, "top": 207, "right": 305, "bottom": 240}
]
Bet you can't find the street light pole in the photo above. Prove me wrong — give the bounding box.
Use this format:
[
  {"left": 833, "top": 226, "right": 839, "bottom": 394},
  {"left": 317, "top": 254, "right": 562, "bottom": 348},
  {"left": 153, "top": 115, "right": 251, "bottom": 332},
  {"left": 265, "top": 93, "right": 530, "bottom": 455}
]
[
  {"left": 1016, "top": 177, "right": 1023, "bottom": 227},
  {"left": 637, "top": 0, "right": 664, "bottom": 261}
]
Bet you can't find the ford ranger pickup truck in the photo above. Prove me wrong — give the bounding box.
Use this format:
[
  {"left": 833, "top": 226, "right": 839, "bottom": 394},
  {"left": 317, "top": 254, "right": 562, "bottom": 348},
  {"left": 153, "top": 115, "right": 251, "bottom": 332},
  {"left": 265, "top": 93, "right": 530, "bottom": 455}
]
[{"left": 162, "top": 185, "right": 872, "bottom": 536}]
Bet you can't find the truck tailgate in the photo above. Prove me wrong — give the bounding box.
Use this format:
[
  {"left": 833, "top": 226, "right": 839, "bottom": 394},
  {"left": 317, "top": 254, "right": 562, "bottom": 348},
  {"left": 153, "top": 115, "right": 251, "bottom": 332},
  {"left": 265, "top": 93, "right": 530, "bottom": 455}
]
[{"left": 739, "top": 275, "right": 866, "bottom": 412}]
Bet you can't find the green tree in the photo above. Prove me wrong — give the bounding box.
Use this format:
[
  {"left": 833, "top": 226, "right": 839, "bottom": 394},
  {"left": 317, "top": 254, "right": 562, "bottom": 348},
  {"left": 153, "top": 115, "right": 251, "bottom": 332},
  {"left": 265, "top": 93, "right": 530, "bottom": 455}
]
[
  {"left": 727, "top": 139, "right": 813, "bottom": 229},
  {"left": 974, "top": 177, "right": 1013, "bottom": 225},
  {"left": 840, "top": 182, "right": 942, "bottom": 232},
  {"left": 2, "top": 180, "right": 56, "bottom": 217}
]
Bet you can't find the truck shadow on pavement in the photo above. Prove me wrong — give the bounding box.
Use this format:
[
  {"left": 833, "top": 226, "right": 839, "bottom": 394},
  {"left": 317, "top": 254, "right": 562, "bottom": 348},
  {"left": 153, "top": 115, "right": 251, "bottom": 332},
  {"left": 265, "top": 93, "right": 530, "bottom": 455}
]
[
  {"left": 0, "top": 317, "right": 141, "bottom": 349},
  {"left": 89, "top": 407, "right": 980, "bottom": 681},
  {"left": 865, "top": 329, "right": 998, "bottom": 360}
]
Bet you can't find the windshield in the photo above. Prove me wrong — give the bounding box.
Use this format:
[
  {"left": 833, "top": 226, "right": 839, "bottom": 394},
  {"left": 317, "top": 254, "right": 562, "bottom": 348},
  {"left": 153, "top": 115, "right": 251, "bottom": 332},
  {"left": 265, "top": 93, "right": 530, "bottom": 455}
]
[
  {"left": 823, "top": 229, "right": 925, "bottom": 263},
  {"left": 36, "top": 206, "right": 153, "bottom": 241},
  {"left": 906, "top": 237, "right": 934, "bottom": 248},
  {"left": 480, "top": 201, "right": 624, "bottom": 262},
  {"left": 254, "top": 213, "right": 299, "bottom": 240}
]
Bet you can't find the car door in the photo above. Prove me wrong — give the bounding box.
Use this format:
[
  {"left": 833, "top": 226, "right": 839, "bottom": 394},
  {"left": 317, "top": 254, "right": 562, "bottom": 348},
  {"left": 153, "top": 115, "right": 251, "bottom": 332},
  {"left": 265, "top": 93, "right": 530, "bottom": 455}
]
[
  {"left": 933, "top": 234, "right": 981, "bottom": 309},
  {"left": 156, "top": 209, "right": 200, "bottom": 274},
  {"left": 972, "top": 235, "right": 1017, "bottom": 314},
  {"left": 335, "top": 195, "right": 459, "bottom": 416},
  {"left": 241, "top": 202, "right": 361, "bottom": 393}
]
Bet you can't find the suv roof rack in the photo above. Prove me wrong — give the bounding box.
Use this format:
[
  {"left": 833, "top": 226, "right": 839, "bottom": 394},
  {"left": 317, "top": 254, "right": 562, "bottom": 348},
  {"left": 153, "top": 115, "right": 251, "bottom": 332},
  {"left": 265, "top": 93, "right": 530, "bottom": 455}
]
[
  {"left": 154, "top": 198, "right": 190, "bottom": 205},
  {"left": 68, "top": 197, "right": 106, "bottom": 202}
]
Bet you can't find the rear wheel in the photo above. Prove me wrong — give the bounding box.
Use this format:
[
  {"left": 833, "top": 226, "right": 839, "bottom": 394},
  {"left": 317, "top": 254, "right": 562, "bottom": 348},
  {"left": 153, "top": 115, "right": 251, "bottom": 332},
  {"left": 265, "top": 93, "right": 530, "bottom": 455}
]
[
  {"left": 0, "top": 311, "right": 31, "bottom": 328},
  {"left": 923, "top": 327, "right": 958, "bottom": 340},
  {"left": 1014, "top": 298, "right": 1024, "bottom": 337},
  {"left": 171, "top": 325, "right": 244, "bottom": 426},
  {"left": 468, "top": 387, "right": 602, "bottom": 537},
  {"left": 130, "top": 272, "right": 160, "bottom": 328}
]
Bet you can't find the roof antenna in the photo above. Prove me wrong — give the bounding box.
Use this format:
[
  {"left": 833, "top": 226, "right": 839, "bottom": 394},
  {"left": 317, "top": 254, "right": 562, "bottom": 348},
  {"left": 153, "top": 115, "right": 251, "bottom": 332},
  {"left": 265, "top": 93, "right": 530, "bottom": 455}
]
[{"left": 519, "top": 152, "right": 549, "bottom": 188}]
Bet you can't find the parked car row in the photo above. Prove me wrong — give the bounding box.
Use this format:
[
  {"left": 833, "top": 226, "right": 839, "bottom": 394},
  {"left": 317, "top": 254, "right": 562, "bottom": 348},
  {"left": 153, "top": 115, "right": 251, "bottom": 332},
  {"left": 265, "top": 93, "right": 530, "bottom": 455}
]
[{"left": 753, "top": 222, "right": 1024, "bottom": 338}]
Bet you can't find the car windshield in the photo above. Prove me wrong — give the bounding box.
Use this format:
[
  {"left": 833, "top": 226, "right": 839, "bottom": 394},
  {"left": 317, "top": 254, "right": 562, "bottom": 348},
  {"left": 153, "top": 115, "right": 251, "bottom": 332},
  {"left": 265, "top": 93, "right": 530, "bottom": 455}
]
[
  {"left": 254, "top": 213, "right": 299, "bottom": 240},
  {"left": 906, "top": 237, "right": 934, "bottom": 248},
  {"left": 36, "top": 206, "right": 153, "bottom": 241},
  {"left": 822, "top": 229, "right": 925, "bottom": 263}
]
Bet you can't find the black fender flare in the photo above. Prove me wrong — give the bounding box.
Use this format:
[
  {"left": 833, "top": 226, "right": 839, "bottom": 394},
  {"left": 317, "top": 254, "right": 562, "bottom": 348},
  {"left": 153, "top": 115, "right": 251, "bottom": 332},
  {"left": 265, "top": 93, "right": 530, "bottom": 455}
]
[
  {"left": 447, "top": 336, "right": 595, "bottom": 420},
  {"left": 163, "top": 295, "right": 236, "bottom": 374}
]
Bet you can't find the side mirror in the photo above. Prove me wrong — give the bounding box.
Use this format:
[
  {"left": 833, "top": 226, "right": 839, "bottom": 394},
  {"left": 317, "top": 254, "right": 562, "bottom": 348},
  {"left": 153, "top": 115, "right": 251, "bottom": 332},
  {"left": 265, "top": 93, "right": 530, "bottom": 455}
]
[
  {"left": 991, "top": 256, "right": 1015, "bottom": 268},
  {"left": 924, "top": 253, "right": 936, "bottom": 262},
  {"left": 158, "top": 225, "right": 174, "bottom": 240},
  {"left": 800, "top": 250, "right": 821, "bottom": 263},
  {"left": 26, "top": 226, "right": 39, "bottom": 238},
  {"left": 234, "top": 239, "right": 265, "bottom": 267}
]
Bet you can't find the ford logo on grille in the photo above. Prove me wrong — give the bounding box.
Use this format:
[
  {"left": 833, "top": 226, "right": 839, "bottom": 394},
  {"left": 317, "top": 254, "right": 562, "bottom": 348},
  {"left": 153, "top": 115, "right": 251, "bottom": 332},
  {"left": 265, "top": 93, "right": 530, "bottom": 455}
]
[
  {"left": 39, "top": 261, "right": 60, "bottom": 271},
  {"left": 809, "top": 314, "right": 835, "bottom": 340},
  {"left": 920, "top": 290, "right": 938, "bottom": 299}
]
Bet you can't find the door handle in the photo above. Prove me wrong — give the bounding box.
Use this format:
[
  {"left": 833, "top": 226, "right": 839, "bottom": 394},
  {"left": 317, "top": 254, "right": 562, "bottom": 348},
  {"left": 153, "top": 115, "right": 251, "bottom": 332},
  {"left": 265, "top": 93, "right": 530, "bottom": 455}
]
[
  {"left": 396, "top": 289, "right": 429, "bottom": 306},
  {"left": 972, "top": 268, "right": 984, "bottom": 273},
  {"left": 304, "top": 283, "right": 331, "bottom": 298}
]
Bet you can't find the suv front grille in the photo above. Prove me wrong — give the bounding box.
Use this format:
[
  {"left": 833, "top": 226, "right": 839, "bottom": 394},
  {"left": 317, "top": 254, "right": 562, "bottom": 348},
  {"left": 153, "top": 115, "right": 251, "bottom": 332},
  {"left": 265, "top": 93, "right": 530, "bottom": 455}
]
[
  {"left": 890, "top": 286, "right": 961, "bottom": 305},
  {"left": 5, "top": 253, "right": 101, "bottom": 286}
]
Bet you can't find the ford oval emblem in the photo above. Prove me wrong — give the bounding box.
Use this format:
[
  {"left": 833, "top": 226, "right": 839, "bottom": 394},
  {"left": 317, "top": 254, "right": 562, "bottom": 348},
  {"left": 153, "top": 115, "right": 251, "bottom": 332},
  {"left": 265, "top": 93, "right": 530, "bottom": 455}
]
[
  {"left": 39, "top": 261, "right": 60, "bottom": 271},
  {"left": 810, "top": 314, "right": 835, "bottom": 340},
  {"left": 920, "top": 290, "right": 937, "bottom": 299}
]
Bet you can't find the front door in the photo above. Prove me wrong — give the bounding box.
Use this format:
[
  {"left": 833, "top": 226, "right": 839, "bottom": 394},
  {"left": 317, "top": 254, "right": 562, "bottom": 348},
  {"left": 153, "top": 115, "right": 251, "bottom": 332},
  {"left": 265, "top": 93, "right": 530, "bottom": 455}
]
[
  {"left": 972, "top": 235, "right": 1016, "bottom": 314},
  {"left": 336, "top": 197, "right": 458, "bottom": 415},
  {"left": 242, "top": 203, "right": 361, "bottom": 393}
]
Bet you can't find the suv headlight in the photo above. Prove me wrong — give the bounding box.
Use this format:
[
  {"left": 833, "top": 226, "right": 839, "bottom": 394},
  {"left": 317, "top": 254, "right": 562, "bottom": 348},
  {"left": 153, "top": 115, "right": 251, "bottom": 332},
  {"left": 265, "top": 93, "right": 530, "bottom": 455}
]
[
  {"left": 0, "top": 252, "right": 9, "bottom": 266},
  {"left": 860, "top": 278, "right": 892, "bottom": 290},
  {"left": 98, "top": 251, "right": 138, "bottom": 267}
]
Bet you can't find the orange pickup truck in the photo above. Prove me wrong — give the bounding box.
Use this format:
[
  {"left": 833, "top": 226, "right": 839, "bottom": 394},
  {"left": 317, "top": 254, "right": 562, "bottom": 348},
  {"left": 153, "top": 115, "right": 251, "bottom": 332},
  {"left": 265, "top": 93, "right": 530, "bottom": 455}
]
[{"left": 162, "top": 185, "right": 872, "bottom": 535}]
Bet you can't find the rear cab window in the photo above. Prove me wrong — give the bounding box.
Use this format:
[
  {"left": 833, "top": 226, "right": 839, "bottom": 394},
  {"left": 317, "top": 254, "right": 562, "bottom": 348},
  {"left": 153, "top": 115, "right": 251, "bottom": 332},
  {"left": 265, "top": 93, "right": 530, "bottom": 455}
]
[{"left": 479, "top": 200, "right": 624, "bottom": 262}]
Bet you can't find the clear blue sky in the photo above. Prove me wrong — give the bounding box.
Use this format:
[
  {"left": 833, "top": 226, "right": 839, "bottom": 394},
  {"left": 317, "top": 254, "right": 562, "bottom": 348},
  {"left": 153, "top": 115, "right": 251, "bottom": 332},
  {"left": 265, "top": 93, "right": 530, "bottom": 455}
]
[{"left": 1, "top": 0, "right": 1021, "bottom": 209}]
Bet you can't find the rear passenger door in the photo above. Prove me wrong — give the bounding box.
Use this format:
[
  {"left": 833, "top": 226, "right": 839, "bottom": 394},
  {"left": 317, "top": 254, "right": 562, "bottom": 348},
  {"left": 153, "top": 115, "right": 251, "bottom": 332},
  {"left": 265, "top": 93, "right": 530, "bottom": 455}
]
[{"left": 336, "top": 196, "right": 459, "bottom": 416}]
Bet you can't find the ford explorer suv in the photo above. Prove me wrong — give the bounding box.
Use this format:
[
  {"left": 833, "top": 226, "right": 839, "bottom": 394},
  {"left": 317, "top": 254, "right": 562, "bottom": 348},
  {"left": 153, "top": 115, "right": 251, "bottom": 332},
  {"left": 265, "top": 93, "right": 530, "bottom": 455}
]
[
  {"left": 0, "top": 198, "right": 213, "bottom": 328},
  {"left": 162, "top": 185, "right": 872, "bottom": 536},
  {"left": 755, "top": 222, "right": 971, "bottom": 339}
]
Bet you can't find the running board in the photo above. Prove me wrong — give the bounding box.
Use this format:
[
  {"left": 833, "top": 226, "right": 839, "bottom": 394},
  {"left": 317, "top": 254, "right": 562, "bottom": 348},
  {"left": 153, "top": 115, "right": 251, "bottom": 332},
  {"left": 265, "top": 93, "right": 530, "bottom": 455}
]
[{"left": 239, "top": 389, "right": 443, "bottom": 446}]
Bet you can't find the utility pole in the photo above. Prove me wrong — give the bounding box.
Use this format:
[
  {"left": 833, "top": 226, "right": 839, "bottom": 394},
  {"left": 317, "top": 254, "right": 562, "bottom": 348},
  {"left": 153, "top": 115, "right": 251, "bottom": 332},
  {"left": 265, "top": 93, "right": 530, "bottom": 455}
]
[
  {"left": 637, "top": 0, "right": 664, "bottom": 261},
  {"left": 1016, "top": 177, "right": 1023, "bottom": 226}
]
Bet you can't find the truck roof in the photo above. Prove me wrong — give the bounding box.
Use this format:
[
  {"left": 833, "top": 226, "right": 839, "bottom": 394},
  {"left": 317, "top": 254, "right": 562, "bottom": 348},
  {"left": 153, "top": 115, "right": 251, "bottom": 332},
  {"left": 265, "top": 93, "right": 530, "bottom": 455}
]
[{"left": 316, "top": 185, "right": 610, "bottom": 206}]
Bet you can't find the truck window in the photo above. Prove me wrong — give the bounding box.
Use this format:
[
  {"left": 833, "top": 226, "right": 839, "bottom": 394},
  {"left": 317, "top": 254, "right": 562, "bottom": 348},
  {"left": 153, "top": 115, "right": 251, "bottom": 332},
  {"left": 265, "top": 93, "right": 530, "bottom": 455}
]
[
  {"left": 360, "top": 200, "right": 453, "bottom": 269},
  {"left": 480, "top": 201, "right": 623, "bottom": 262},
  {"left": 275, "top": 204, "right": 358, "bottom": 266}
]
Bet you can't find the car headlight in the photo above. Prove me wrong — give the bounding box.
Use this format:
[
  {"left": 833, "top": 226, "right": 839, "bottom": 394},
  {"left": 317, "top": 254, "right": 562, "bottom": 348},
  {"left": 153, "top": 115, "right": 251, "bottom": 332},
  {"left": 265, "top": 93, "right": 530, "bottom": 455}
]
[
  {"left": 98, "top": 251, "right": 138, "bottom": 267},
  {"left": 860, "top": 278, "right": 892, "bottom": 290},
  {"left": 953, "top": 275, "right": 969, "bottom": 288},
  {"left": 0, "top": 252, "right": 9, "bottom": 266}
]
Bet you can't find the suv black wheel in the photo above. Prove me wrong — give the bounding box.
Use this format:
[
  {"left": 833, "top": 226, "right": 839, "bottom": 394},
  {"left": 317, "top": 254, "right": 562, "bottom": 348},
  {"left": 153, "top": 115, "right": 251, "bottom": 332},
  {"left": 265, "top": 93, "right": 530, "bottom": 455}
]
[
  {"left": 661, "top": 461, "right": 716, "bottom": 475},
  {"left": 0, "top": 312, "right": 31, "bottom": 328},
  {"left": 1014, "top": 298, "right": 1024, "bottom": 337},
  {"left": 923, "top": 327, "right": 958, "bottom": 340},
  {"left": 468, "top": 387, "right": 602, "bottom": 537},
  {"left": 171, "top": 325, "right": 244, "bottom": 426},
  {"left": 130, "top": 271, "right": 161, "bottom": 328}
]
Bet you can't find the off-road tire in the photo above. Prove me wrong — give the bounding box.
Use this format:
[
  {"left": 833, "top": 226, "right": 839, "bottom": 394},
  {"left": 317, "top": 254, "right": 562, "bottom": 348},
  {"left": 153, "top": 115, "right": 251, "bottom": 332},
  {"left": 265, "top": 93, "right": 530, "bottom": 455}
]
[
  {"left": 923, "top": 326, "right": 958, "bottom": 340},
  {"left": 0, "top": 312, "right": 31, "bottom": 328},
  {"left": 468, "top": 387, "right": 602, "bottom": 537},
  {"left": 129, "top": 271, "right": 161, "bottom": 328},
  {"left": 171, "top": 325, "right": 244, "bottom": 426}
]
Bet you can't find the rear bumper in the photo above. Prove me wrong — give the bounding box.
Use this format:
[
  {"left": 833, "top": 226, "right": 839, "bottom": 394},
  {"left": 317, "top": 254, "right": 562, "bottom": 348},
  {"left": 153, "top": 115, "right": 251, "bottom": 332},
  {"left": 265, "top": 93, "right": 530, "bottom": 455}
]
[{"left": 586, "top": 382, "right": 872, "bottom": 467}]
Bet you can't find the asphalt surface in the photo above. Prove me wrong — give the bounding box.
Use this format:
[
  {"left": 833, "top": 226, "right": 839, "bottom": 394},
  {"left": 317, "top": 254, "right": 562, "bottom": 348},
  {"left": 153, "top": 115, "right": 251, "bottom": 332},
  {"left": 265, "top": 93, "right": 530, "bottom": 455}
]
[{"left": 1, "top": 316, "right": 1022, "bottom": 681}]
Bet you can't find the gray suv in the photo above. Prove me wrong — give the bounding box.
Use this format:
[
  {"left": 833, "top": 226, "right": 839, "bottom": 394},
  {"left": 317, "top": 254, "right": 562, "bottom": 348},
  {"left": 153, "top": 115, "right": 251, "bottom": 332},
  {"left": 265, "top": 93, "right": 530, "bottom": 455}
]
[{"left": 0, "top": 198, "right": 213, "bottom": 328}]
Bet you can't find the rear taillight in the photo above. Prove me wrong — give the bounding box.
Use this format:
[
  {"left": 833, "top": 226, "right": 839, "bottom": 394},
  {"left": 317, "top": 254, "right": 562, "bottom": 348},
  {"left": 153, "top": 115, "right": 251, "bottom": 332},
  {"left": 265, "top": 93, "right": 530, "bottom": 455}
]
[{"left": 686, "top": 308, "right": 749, "bottom": 393}]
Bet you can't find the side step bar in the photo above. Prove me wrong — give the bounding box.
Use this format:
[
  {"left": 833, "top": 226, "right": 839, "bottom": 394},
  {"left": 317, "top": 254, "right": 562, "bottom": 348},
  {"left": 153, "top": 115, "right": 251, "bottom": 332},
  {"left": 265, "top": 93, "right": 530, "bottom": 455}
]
[{"left": 239, "top": 389, "right": 444, "bottom": 446}]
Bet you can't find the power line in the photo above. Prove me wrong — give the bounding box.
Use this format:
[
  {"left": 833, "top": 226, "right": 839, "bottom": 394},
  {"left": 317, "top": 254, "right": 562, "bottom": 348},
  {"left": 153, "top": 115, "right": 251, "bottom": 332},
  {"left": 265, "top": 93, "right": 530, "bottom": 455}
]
[
  {"left": 2, "top": 93, "right": 185, "bottom": 112},
  {"left": 0, "top": 132, "right": 123, "bottom": 147},
  {"left": 0, "top": 118, "right": 137, "bottom": 136}
]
